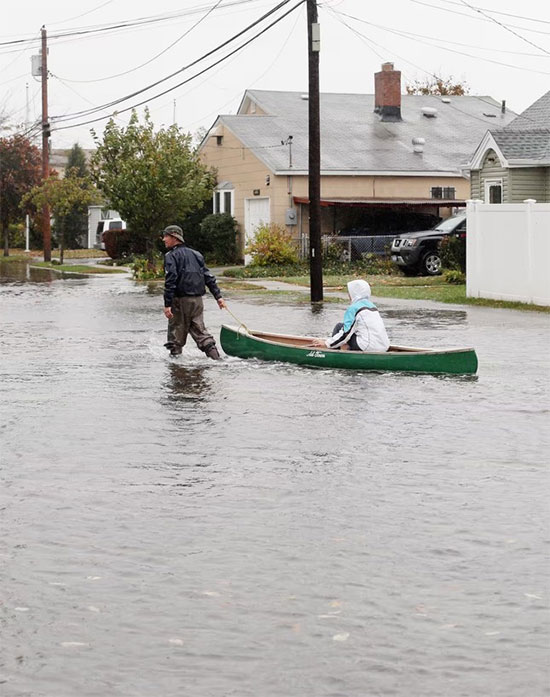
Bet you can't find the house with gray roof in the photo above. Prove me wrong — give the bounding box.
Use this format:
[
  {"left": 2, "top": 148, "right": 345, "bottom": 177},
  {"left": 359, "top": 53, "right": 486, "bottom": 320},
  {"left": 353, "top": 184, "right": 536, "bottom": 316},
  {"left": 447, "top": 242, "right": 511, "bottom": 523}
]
[
  {"left": 199, "top": 63, "right": 516, "bottom": 257},
  {"left": 467, "top": 90, "right": 550, "bottom": 203}
]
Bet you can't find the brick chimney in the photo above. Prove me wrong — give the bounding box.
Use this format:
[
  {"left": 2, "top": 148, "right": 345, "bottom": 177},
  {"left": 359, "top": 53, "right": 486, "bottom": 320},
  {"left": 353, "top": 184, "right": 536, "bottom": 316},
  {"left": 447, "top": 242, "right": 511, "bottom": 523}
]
[{"left": 374, "top": 62, "right": 402, "bottom": 122}]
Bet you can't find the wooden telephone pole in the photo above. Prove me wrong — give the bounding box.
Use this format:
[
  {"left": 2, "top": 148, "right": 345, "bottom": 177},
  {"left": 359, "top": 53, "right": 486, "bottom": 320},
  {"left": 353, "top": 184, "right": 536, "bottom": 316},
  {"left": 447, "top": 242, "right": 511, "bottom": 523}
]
[
  {"left": 41, "top": 25, "right": 51, "bottom": 261},
  {"left": 307, "top": 0, "right": 323, "bottom": 302}
]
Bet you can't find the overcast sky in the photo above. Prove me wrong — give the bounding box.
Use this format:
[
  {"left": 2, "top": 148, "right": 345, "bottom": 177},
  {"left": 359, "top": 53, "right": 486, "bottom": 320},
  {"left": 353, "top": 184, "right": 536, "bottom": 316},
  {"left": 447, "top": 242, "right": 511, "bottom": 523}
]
[{"left": 1, "top": 0, "right": 548, "bottom": 150}]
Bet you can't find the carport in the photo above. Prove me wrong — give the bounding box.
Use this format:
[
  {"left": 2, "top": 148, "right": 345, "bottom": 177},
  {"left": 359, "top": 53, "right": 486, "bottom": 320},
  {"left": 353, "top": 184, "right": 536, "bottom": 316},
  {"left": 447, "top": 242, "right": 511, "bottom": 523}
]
[{"left": 293, "top": 197, "right": 466, "bottom": 237}]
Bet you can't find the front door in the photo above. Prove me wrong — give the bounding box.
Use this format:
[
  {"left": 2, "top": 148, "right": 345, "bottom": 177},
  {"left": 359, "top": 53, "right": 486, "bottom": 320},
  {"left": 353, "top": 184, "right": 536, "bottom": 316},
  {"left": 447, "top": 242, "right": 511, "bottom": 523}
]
[{"left": 244, "top": 197, "right": 270, "bottom": 265}]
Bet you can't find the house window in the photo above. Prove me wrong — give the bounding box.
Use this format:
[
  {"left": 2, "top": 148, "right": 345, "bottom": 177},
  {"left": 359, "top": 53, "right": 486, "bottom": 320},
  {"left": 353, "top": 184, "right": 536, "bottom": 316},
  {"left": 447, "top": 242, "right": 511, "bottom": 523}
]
[
  {"left": 213, "top": 189, "right": 234, "bottom": 215},
  {"left": 484, "top": 179, "right": 502, "bottom": 204},
  {"left": 431, "top": 187, "right": 455, "bottom": 199},
  {"left": 216, "top": 135, "right": 223, "bottom": 146}
]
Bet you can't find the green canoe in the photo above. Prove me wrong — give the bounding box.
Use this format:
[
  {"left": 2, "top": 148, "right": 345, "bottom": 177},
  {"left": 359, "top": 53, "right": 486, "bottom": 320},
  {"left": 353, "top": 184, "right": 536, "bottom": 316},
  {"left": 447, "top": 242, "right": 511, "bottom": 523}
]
[{"left": 220, "top": 324, "right": 478, "bottom": 375}]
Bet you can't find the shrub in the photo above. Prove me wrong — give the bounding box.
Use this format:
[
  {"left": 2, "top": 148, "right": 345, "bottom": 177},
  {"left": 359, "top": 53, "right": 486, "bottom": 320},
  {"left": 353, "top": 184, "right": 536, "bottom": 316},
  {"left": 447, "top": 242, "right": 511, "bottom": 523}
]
[
  {"left": 323, "top": 240, "right": 350, "bottom": 264},
  {"left": 103, "top": 229, "right": 147, "bottom": 259},
  {"left": 440, "top": 234, "right": 466, "bottom": 272},
  {"left": 196, "top": 213, "right": 239, "bottom": 264},
  {"left": 360, "top": 252, "right": 398, "bottom": 275},
  {"left": 246, "top": 223, "right": 299, "bottom": 266},
  {"left": 131, "top": 254, "right": 164, "bottom": 280},
  {"left": 443, "top": 269, "right": 466, "bottom": 284},
  {"left": 6, "top": 223, "right": 25, "bottom": 248}
]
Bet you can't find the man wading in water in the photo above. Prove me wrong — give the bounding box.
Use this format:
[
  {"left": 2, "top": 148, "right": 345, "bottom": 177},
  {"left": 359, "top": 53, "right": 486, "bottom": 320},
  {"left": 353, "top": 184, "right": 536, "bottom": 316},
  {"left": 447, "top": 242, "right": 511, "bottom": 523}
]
[{"left": 162, "top": 225, "right": 226, "bottom": 360}]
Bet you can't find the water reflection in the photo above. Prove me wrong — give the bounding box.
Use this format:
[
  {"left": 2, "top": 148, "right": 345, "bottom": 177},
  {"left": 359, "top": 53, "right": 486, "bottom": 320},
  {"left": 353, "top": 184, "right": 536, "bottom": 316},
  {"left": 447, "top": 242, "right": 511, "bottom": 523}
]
[
  {"left": 0, "top": 259, "right": 89, "bottom": 284},
  {"left": 164, "top": 364, "right": 211, "bottom": 402}
]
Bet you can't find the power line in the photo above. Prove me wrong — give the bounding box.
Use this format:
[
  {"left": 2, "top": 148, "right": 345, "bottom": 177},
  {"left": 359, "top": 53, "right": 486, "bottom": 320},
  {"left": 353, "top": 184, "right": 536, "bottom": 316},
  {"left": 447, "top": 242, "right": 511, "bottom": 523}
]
[
  {"left": 426, "top": 0, "right": 550, "bottom": 26},
  {"left": 409, "top": 0, "right": 550, "bottom": 37},
  {"left": 457, "top": 0, "right": 550, "bottom": 55},
  {"left": 336, "top": 11, "right": 550, "bottom": 58},
  {"left": 51, "top": 0, "right": 306, "bottom": 132},
  {"left": 0, "top": 0, "right": 262, "bottom": 49},
  {"left": 49, "top": 0, "right": 116, "bottom": 26},
  {"left": 50, "top": 0, "right": 299, "bottom": 124},
  {"left": 53, "top": 0, "right": 225, "bottom": 84},
  {"left": 151, "top": 2, "right": 302, "bottom": 127},
  {"left": 329, "top": 8, "right": 550, "bottom": 77}
]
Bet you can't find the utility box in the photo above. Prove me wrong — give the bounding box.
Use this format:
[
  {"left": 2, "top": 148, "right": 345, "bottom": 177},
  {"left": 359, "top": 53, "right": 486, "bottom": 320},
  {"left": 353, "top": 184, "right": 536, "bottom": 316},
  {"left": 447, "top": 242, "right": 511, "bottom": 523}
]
[
  {"left": 285, "top": 208, "right": 297, "bottom": 226},
  {"left": 31, "top": 55, "right": 41, "bottom": 77}
]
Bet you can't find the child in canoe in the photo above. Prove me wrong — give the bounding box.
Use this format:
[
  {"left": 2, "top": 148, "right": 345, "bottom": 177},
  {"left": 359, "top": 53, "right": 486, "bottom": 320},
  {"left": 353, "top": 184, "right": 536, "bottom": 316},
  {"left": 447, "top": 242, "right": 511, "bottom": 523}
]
[{"left": 311, "top": 279, "right": 390, "bottom": 352}]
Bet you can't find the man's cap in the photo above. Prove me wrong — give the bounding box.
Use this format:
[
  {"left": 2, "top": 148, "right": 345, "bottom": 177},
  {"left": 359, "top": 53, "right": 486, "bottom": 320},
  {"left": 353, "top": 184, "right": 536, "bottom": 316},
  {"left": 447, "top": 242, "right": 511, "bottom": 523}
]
[{"left": 162, "top": 225, "right": 184, "bottom": 243}]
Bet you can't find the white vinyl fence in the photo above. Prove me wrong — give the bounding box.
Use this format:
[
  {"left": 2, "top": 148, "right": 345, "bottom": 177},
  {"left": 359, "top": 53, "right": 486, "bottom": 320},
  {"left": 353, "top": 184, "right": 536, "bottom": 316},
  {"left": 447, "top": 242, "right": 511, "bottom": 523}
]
[{"left": 466, "top": 199, "right": 550, "bottom": 306}]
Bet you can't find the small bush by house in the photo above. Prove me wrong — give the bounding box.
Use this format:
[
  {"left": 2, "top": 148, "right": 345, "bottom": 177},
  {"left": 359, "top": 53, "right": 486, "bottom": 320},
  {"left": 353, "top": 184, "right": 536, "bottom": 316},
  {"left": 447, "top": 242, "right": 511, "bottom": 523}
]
[
  {"left": 440, "top": 234, "right": 466, "bottom": 273},
  {"left": 103, "top": 229, "right": 147, "bottom": 259},
  {"left": 246, "top": 223, "right": 299, "bottom": 266}
]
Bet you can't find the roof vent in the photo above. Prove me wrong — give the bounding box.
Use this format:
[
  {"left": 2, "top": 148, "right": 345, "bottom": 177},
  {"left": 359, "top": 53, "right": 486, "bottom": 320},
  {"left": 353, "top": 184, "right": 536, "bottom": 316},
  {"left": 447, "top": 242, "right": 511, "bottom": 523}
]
[
  {"left": 300, "top": 94, "right": 309, "bottom": 100},
  {"left": 441, "top": 97, "right": 451, "bottom": 104},
  {"left": 412, "top": 137, "right": 425, "bottom": 153},
  {"left": 422, "top": 107, "right": 437, "bottom": 118}
]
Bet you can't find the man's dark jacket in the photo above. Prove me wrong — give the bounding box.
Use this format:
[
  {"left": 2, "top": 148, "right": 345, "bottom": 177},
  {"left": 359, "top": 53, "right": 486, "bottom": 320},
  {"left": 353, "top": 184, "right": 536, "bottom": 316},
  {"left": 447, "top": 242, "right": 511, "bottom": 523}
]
[{"left": 163, "top": 244, "right": 222, "bottom": 308}]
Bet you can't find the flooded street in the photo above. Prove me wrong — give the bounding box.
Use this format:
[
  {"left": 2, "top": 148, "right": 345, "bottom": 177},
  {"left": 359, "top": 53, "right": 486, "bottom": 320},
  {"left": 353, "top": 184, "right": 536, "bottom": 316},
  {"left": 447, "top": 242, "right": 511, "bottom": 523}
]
[{"left": 1, "top": 261, "right": 549, "bottom": 697}]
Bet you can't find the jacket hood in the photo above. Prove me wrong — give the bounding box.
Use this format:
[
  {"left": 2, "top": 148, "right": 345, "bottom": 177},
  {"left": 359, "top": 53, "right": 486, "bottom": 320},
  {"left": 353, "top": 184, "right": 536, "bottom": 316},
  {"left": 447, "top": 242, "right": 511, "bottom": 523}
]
[{"left": 347, "top": 279, "right": 371, "bottom": 302}]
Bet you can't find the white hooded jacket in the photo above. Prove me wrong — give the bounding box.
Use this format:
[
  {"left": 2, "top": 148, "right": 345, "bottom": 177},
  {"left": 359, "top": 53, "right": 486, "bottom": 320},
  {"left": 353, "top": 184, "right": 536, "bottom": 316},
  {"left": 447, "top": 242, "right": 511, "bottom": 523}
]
[{"left": 325, "top": 280, "right": 390, "bottom": 352}]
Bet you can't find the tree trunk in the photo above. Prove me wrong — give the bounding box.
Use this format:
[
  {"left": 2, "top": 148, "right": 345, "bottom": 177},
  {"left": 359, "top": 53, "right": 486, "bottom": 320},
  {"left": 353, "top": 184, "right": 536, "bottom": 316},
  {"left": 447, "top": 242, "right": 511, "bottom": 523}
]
[
  {"left": 146, "top": 236, "right": 154, "bottom": 271},
  {"left": 3, "top": 223, "right": 9, "bottom": 257},
  {"left": 59, "top": 220, "right": 65, "bottom": 265}
]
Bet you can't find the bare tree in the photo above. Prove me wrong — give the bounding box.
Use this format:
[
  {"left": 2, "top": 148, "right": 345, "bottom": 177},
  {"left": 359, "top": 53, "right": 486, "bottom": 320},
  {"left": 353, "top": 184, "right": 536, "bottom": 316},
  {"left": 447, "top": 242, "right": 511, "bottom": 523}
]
[{"left": 406, "top": 76, "right": 470, "bottom": 96}]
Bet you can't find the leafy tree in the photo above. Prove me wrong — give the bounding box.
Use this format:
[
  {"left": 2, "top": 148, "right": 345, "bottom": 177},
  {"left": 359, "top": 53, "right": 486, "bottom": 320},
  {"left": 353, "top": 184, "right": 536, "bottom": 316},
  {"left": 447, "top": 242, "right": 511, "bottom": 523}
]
[
  {"left": 66, "top": 142, "right": 88, "bottom": 177},
  {"left": 0, "top": 135, "right": 42, "bottom": 256},
  {"left": 406, "top": 76, "right": 470, "bottom": 96},
  {"left": 91, "top": 109, "right": 215, "bottom": 263},
  {"left": 59, "top": 144, "right": 93, "bottom": 248},
  {"left": 23, "top": 174, "right": 100, "bottom": 264}
]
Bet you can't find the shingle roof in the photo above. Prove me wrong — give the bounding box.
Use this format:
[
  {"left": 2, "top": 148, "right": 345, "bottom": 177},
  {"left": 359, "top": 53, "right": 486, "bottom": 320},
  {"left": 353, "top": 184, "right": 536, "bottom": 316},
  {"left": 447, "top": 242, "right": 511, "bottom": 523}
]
[
  {"left": 488, "top": 90, "right": 550, "bottom": 162},
  {"left": 492, "top": 129, "right": 550, "bottom": 162},
  {"left": 503, "top": 90, "right": 550, "bottom": 131},
  {"left": 215, "top": 90, "right": 516, "bottom": 174}
]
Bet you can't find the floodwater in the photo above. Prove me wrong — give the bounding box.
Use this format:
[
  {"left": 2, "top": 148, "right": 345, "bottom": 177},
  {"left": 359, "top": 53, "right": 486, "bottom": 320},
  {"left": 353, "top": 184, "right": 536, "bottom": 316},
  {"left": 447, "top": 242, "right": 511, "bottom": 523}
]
[{"left": 1, "top": 260, "right": 549, "bottom": 697}]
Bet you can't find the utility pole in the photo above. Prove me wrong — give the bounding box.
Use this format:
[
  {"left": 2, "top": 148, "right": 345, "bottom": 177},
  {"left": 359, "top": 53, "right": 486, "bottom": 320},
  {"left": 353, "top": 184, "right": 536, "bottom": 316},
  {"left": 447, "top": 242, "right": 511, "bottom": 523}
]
[
  {"left": 41, "top": 25, "right": 51, "bottom": 261},
  {"left": 307, "top": 0, "right": 322, "bottom": 302}
]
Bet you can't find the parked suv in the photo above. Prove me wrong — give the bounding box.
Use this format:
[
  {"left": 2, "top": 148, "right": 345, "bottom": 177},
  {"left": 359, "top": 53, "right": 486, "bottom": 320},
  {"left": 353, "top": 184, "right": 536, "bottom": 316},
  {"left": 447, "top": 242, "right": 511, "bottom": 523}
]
[{"left": 390, "top": 214, "right": 466, "bottom": 276}]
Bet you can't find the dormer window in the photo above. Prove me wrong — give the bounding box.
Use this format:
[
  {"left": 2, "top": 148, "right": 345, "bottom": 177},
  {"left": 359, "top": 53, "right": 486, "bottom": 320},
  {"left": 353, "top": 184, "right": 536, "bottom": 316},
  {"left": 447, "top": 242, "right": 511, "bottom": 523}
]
[{"left": 216, "top": 136, "right": 223, "bottom": 146}]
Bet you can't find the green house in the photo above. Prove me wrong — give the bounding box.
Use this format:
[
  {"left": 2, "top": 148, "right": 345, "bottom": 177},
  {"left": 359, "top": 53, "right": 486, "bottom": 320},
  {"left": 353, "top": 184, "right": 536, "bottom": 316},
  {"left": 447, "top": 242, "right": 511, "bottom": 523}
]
[{"left": 467, "top": 91, "right": 550, "bottom": 203}]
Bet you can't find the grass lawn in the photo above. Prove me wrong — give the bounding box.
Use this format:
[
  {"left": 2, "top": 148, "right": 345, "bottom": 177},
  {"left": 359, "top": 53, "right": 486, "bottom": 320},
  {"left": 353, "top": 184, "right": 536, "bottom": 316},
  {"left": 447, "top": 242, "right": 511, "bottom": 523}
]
[
  {"left": 4, "top": 249, "right": 108, "bottom": 260},
  {"left": 220, "top": 269, "right": 549, "bottom": 313},
  {"left": 31, "top": 262, "right": 126, "bottom": 274}
]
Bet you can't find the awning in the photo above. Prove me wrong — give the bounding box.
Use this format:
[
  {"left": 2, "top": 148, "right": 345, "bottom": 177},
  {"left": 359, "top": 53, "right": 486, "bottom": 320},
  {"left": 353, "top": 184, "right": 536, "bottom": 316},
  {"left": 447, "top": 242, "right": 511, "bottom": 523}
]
[{"left": 293, "top": 197, "right": 465, "bottom": 208}]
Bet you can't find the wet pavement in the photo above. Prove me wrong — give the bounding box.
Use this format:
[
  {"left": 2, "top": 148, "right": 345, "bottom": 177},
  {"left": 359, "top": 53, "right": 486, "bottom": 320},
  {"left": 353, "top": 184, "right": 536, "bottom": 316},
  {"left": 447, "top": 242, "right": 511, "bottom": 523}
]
[{"left": 1, "top": 260, "right": 549, "bottom": 697}]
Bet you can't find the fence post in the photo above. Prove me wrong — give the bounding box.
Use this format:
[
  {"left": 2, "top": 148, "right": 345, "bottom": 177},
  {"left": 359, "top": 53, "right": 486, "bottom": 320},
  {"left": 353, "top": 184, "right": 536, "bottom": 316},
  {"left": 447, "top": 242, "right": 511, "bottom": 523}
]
[
  {"left": 466, "top": 199, "right": 481, "bottom": 298},
  {"left": 524, "top": 199, "right": 536, "bottom": 304}
]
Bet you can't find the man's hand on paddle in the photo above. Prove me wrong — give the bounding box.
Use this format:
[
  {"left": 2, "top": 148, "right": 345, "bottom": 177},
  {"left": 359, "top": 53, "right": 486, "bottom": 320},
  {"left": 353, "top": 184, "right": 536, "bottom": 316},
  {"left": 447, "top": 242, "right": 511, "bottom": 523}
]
[{"left": 217, "top": 298, "right": 226, "bottom": 309}]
